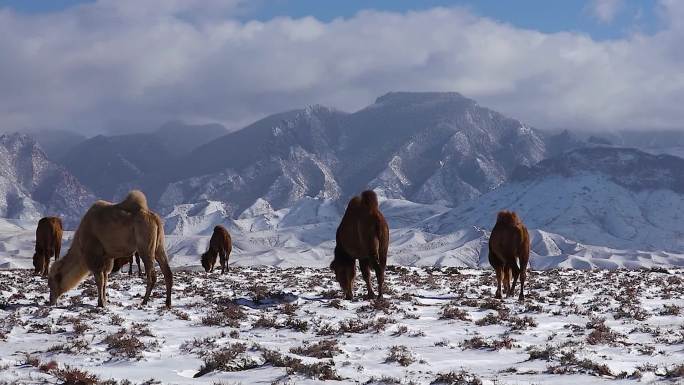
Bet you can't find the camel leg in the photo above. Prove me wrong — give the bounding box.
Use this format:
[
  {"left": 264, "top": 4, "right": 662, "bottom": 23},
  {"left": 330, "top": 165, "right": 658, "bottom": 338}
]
[
  {"left": 518, "top": 259, "right": 528, "bottom": 302},
  {"left": 136, "top": 253, "right": 143, "bottom": 277},
  {"left": 510, "top": 261, "right": 520, "bottom": 297},
  {"left": 94, "top": 270, "right": 106, "bottom": 307},
  {"left": 494, "top": 266, "right": 503, "bottom": 299},
  {"left": 219, "top": 249, "right": 227, "bottom": 274},
  {"left": 54, "top": 241, "right": 61, "bottom": 261},
  {"left": 43, "top": 254, "right": 50, "bottom": 277},
  {"left": 103, "top": 270, "right": 110, "bottom": 304},
  {"left": 345, "top": 262, "right": 356, "bottom": 300},
  {"left": 155, "top": 248, "right": 173, "bottom": 308},
  {"left": 141, "top": 255, "right": 157, "bottom": 306},
  {"left": 359, "top": 259, "right": 376, "bottom": 299},
  {"left": 373, "top": 255, "right": 386, "bottom": 300},
  {"left": 128, "top": 259, "right": 133, "bottom": 275},
  {"left": 502, "top": 266, "right": 511, "bottom": 296}
]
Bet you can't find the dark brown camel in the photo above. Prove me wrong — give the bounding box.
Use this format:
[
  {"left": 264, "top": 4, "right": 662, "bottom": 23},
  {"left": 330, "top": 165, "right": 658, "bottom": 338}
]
[
  {"left": 488, "top": 210, "right": 530, "bottom": 301},
  {"left": 330, "top": 190, "right": 389, "bottom": 300},
  {"left": 201, "top": 225, "right": 232, "bottom": 273},
  {"left": 33, "top": 217, "right": 63, "bottom": 277},
  {"left": 111, "top": 252, "right": 144, "bottom": 276}
]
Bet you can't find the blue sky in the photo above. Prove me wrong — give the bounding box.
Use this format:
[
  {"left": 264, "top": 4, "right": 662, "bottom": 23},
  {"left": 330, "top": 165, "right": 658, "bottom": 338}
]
[{"left": 0, "top": 0, "right": 661, "bottom": 40}]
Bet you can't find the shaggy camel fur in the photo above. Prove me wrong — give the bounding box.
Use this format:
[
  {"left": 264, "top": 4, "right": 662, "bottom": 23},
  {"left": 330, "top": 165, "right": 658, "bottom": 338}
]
[
  {"left": 488, "top": 210, "right": 530, "bottom": 301},
  {"left": 331, "top": 190, "right": 389, "bottom": 300},
  {"left": 201, "top": 225, "right": 232, "bottom": 274},
  {"left": 111, "top": 252, "right": 143, "bottom": 276},
  {"left": 33, "top": 217, "right": 63, "bottom": 277},
  {"left": 48, "top": 191, "right": 173, "bottom": 308}
]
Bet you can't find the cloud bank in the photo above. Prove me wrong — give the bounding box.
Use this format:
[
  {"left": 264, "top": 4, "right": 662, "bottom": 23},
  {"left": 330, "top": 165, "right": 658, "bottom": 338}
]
[{"left": 0, "top": 0, "right": 683, "bottom": 134}]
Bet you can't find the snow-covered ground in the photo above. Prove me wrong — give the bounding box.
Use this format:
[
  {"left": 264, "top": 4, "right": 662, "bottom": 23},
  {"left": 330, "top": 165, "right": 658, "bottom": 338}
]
[
  {"left": 2, "top": 192, "right": 684, "bottom": 384},
  {"left": 1, "top": 267, "right": 684, "bottom": 384}
]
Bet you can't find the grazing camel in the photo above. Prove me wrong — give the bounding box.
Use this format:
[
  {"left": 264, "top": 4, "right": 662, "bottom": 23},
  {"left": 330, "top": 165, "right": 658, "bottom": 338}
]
[
  {"left": 111, "top": 252, "right": 144, "bottom": 276},
  {"left": 201, "top": 225, "right": 232, "bottom": 274},
  {"left": 33, "top": 217, "right": 63, "bottom": 277},
  {"left": 330, "top": 190, "right": 389, "bottom": 300},
  {"left": 48, "top": 190, "right": 173, "bottom": 308},
  {"left": 488, "top": 210, "right": 530, "bottom": 301}
]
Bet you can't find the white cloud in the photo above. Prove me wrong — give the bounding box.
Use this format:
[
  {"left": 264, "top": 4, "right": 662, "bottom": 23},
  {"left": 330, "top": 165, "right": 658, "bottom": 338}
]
[
  {"left": 0, "top": 1, "right": 683, "bottom": 134},
  {"left": 589, "top": 0, "right": 623, "bottom": 23}
]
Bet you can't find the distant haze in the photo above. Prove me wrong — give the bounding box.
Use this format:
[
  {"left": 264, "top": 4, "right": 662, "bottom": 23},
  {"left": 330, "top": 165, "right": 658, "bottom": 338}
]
[{"left": 0, "top": 1, "right": 684, "bottom": 134}]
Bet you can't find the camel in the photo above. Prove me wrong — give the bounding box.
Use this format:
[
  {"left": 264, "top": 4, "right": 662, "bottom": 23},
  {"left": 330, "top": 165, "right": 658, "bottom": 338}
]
[
  {"left": 201, "top": 225, "right": 232, "bottom": 274},
  {"left": 330, "top": 190, "right": 389, "bottom": 300},
  {"left": 33, "top": 217, "right": 63, "bottom": 277},
  {"left": 111, "top": 252, "right": 144, "bottom": 276},
  {"left": 488, "top": 210, "right": 530, "bottom": 301},
  {"left": 48, "top": 190, "right": 173, "bottom": 308}
]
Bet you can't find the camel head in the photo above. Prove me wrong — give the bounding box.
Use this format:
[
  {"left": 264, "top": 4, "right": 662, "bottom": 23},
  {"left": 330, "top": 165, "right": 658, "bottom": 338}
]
[
  {"left": 47, "top": 271, "right": 61, "bottom": 305},
  {"left": 201, "top": 251, "right": 215, "bottom": 272},
  {"left": 330, "top": 254, "right": 355, "bottom": 300},
  {"left": 32, "top": 252, "right": 44, "bottom": 276}
]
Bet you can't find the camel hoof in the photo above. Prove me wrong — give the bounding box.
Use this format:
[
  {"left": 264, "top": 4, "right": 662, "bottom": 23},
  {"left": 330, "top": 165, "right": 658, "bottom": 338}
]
[{"left": 365, "top": 293, "right": 376, "bottom": 300}]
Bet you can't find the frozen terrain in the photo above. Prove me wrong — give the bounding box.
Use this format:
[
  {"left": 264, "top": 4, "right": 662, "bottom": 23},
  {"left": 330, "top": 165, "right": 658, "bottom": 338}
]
[{"left": 1, "top": 267, "right": 684, "bottom": 384}]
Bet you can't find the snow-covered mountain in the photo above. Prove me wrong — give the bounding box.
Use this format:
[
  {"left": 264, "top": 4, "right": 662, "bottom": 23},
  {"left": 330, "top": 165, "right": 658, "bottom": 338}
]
[
  {"left": 160, "top": 92, "right": 549, "bottom": 215},
  {"left": 424, "top": 146, "right": 684, "bottom": 253},
  {"left": 60, "top": 122, "right": 228, "bottom": 201},
  {"left": 0, "top": 133, "right": 95, "bottom": 226}
]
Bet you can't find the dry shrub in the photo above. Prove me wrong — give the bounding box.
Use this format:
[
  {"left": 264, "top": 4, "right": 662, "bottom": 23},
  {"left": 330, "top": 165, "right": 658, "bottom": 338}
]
[
  {"left": 439, "top": 304, "right": 470, "bottom": 321},
  {"left": 474, "top": 313, "right": 500, "bottom": 326},
  {"left": 384, "top": 345, "right": 415, "bottom": 367},
  {"left": 104, "top": 330, "right": 146, "bottom": 358},
  {"left": 509, "top": 315, "right": 538, "bottom": 330},
  {"left": 193, "top": 343, "right": 257, "bottom": 377},
  {"left": 290, "top": 339, "right": 341, "bottom": 359},
  {"left": 261, "top": 349, "right": 341, "bottom": 380},
  {"left": 431, "top": 370, "right": 483, "bottom": 385}
]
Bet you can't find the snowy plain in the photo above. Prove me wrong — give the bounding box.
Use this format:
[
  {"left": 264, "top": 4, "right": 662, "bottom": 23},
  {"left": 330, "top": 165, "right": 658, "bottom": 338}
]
[{"left": 1, "top": 192, "right": 684, "bottom": 384}]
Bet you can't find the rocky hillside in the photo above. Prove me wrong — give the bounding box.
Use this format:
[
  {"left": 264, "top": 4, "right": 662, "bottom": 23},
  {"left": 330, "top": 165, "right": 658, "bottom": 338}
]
[
  {"left": 60, "top": 122, "right": 227, "bottom": 201},
  {"left": 423, "top": 147, "right": 684, "bottom": 252},
  {"left": 160, "top": 92, "right": 549, "bottom": 215},
  {"left": 0, "top": 133, "right": 95, "bottom": 225}
]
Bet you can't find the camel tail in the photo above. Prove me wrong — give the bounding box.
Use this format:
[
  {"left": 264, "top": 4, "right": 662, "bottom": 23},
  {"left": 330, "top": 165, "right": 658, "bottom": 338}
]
[{"left": 117, "top": 190, "right": 149, "bottom": 213}]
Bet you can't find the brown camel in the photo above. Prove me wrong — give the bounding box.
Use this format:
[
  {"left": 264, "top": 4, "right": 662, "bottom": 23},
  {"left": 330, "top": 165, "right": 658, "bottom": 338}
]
[
  {"left": 488, "top": 210, "right": 530, "bottom": 301},
  {"left": 330, "top": 190, "right": 389, "bottom": 300},
  {"left": 33, "top": 217, "right": 63, "bottom": 277},
  {"left": 201, "top": 225, "right": 232, "bottom": 274},
  {"left": 48, "top": 190, "right": 173, "bottom": 308},
  {"left": 111, "top": 252, "right": 144, "bottom": 277}
]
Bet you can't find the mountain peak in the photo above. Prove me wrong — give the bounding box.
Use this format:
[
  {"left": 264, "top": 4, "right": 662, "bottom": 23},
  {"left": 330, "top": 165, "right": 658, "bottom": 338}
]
[{"left": 374, "top": 91, "right": 473, "bottom": 106}]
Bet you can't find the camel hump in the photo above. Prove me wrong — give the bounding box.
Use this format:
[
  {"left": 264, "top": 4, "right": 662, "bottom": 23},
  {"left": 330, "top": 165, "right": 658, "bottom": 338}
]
[
  {"left": 346, "top": 196, "right": 363, "bottom": 210},
  {"left": 116, "top": 190, "right": 149, "bottom": 213},
  {"left": 361, "top": 190, "right": 379, "bottom": 210},
  {"left": 496, "top": 210, "right": 521, "bottom": 226},
  {"left": 213, "top": 225, "right": 225, "bottom": 233}
]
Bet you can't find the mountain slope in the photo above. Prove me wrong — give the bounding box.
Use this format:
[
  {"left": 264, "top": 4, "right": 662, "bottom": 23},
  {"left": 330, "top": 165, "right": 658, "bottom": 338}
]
[
  {"left": 0, "top": 133, "right": 95, "bottom": 225},
  {"left": 61, "top": 122, "right": 228, "bottom": 201},
  {"left": 161, "top": 92, "right": 548, "bottom": 215},
  {"left": 423, "top": 147, "right": 684, "bottom": 252}
]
